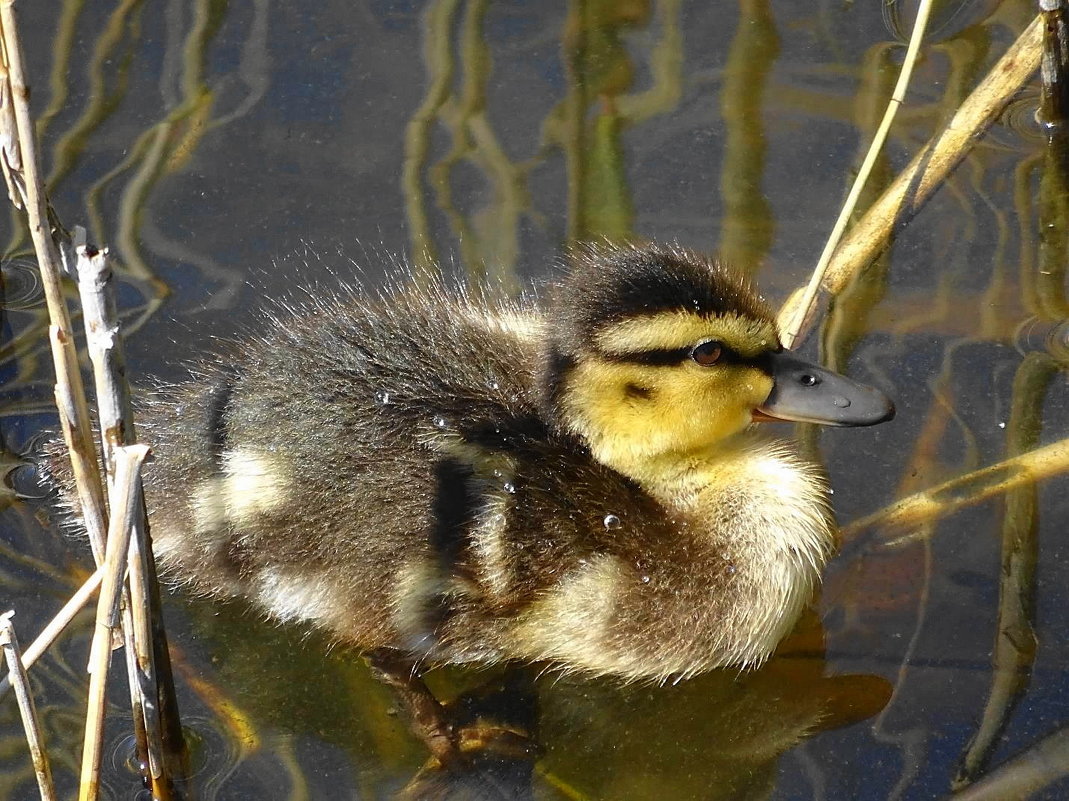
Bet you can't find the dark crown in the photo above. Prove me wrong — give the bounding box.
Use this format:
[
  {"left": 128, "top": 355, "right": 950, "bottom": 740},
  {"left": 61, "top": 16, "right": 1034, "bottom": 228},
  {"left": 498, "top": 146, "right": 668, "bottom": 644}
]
[{"left": 549, "top": 242, "right": 775, "bottom": 357}]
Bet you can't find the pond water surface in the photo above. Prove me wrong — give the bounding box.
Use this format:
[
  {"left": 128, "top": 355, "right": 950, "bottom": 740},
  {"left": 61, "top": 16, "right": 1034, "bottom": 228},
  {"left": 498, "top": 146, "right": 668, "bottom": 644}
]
[{"left": 1, "top": 1, "right": 1068, "bottom": 799}]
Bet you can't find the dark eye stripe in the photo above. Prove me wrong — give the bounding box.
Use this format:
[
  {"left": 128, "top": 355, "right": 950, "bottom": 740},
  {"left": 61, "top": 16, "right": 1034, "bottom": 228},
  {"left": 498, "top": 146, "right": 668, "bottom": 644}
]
[
  {"left": 600, "top": 344, "right": 776, "bottom": 370},
  {"left": 601, "top": 347, "right": 692, "bottom": 366}
]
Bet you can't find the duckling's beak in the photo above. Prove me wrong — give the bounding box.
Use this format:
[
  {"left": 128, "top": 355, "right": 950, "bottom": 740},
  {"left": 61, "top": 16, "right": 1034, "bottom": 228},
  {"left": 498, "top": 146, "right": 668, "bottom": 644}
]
[{"left": 753, "top": 351, "right": 895, "bottom": 427}]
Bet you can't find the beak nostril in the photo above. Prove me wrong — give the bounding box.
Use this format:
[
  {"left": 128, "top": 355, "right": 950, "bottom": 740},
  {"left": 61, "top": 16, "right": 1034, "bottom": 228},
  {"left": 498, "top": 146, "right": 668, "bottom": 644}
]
[{"left": 799, "top": 374, "right": 819, "bottom": 387}]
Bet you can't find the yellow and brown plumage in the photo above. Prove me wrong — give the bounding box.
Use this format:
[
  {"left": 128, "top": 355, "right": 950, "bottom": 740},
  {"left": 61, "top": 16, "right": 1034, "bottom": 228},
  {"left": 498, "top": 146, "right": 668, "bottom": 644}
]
[{"left": 48, "top": 242, "right": 893, "bottom": 683}]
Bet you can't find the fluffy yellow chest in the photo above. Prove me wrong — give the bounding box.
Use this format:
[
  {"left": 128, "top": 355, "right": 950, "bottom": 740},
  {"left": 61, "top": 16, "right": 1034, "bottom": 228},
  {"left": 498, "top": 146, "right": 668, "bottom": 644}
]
[
  {"left": 508, "top": 435, "right": 837, "bottom": 680},
  {"left": 636, "top": 436, "right": 834, "bottom": 563},
  {"left": 646, "top": 438, "right": 836, "bottom": 659}
]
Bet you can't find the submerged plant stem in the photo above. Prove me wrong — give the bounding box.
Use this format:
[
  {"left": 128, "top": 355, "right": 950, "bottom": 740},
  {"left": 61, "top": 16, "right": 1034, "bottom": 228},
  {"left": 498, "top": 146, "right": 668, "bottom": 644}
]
[
  {"left": 952, "top": 725, "right": 1069, "bottom": 800},
  {"left": 953, "top": 353, "right": 1055, "bottom": 787},
  {"left": 844, "top": 436, "right": 1069, "bottom": 546}
]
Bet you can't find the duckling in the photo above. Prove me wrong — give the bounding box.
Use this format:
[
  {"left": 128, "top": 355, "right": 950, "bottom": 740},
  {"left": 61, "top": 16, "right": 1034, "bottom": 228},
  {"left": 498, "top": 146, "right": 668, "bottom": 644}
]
[{"left": 52, "top": 242, "right": 893, "bottom": 683}]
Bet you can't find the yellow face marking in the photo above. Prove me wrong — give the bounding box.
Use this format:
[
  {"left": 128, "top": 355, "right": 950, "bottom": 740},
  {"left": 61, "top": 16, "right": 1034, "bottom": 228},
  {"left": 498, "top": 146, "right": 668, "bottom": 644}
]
[
  {"left": 594, "top": 311, "right": 778, "bottom": 358},
  {"left": 559, "top": 357, "right": 775, "bottom": 486}
]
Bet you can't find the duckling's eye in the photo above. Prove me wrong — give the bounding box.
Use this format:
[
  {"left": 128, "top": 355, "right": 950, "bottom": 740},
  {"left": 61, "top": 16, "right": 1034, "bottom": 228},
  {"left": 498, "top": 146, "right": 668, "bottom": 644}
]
[{"left": 691, "top": 340, "right": 723, "bottom": 366}]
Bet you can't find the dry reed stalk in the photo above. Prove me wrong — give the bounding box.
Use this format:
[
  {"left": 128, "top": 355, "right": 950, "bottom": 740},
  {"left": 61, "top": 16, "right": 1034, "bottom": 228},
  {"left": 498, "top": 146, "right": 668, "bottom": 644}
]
[
  {"left": 75, "top": 240, "right": 186, "bottom": 797},
  {"left": 0, "top": 611, "right": 57, "bottom": 801},
  {"left": 75, "top": 241, "right": 134, "bottom": 479},
  {"left": 78, "top": 445, "right": 149, "bottom": 801},
  {"left": 0, "top": 0, "right": 109, "bottom": 562},
  {"left": 777, "top": 14, "right": 1045, "bottom": 345},
  {"left": 778, "top": 0, "right": 933, "bottom": 348},
  {"left": 0, "top": 567, "right": 103, "bottom": 698},
  {"left": 75, "top": 240, "right": 154, "bottom": 776}
]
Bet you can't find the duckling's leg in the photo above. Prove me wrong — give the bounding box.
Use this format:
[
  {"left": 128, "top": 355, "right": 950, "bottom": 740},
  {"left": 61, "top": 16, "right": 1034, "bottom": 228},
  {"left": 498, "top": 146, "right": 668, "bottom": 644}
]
[
  {"left": 366, "top": 649, "right": 540, "bottom": 773},
  {"left": 365, "top": 648, "right": 459, "bottom": 764}
]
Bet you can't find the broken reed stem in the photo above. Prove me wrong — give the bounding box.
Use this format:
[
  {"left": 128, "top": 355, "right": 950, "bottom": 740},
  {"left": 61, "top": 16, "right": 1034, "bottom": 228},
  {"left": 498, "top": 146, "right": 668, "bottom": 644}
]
[
  {"left": 0, "top": 568, "right": 103, "bottom": 698},
  {"left": 0, "top": 5, "right": 187, "bottom": 795},
  {"left": 778, "top": 0, "right": 933, "bottom": 349},
  {"left": 843, "top": 437, "right": 1069, "bottom": 546},
  {"left": 1, "top": 612, "right": 57, "bottom": 801},
  {"left": 79, "top": 445, "right": 149, "bottom": 801},
  {"left": 75, "top": 242, "right": 135, "bottom": 480},
  {"left": 778, "top": 14, "right": 1044, "bottom": 345},
  {"left": 75, "top": 242, "right": 186, "bottom": 798},
  {"left": 0, "top": 0, "right": 109, "bottom": 562},
  {"left": 75, "top": 241, "right": 154, "bottom": 781}
]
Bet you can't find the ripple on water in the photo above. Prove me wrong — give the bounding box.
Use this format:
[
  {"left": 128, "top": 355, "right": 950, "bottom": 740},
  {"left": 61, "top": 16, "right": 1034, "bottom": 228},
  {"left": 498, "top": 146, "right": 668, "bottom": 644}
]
[
  {"left": 1015, "top": 316, "right": 1069, "bottom": 364},
  {"left": 881, "top": 0, "right": 1002, "bottom": 45},
  {"left": 990, "top": 89, "right": 1046, "bottom": 151},
  {"left": 1, "top": 258, "right": 45, "bottom": 310}
]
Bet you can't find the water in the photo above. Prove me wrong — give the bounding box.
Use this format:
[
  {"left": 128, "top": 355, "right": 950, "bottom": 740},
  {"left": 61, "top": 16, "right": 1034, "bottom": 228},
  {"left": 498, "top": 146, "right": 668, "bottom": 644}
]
[{"left": 1, "top": 1, "right": 1067, "bottom": 799}]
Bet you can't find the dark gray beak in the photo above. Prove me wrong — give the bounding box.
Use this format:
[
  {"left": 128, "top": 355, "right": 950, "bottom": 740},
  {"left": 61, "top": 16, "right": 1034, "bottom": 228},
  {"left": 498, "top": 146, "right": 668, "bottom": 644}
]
[{"left": 754, "top": 351, "right": 895, "bottom": 427}]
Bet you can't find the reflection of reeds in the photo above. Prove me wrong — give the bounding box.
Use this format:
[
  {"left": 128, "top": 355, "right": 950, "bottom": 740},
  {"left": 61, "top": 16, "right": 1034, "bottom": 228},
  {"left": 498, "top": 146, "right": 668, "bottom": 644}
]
[
  {"left": 820, "top": 41, "right": 896, "bottom": 373},
  {"left": 779, "top": 14, "right": 1044, "bottom": 346},
  {"left": 426, "top": 0, "right": 525, "bottom": 292},
  {"left": 44, "top": 0, "right": 146, "bottom": 195},
  {"left": 783, "top": 0, "right": 933, "bottom": 348},
  {"left": 401, "top": 0, "right": 691, "bottom": 281},
  {"left": 718, "top": 0, "right": 778, "bottom": 272},
  {"left": 0, "top": 568, "right": 102, "bottom": 698},
  {"left": 403, "top": 0, "right": 460, "bottom": 272}
]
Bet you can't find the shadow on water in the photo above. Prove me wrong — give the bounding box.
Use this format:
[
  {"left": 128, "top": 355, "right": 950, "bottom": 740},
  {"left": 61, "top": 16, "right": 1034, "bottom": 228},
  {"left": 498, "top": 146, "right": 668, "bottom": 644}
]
[{"left": 2, "top": 0, "right": 1069, "bottom": 798}]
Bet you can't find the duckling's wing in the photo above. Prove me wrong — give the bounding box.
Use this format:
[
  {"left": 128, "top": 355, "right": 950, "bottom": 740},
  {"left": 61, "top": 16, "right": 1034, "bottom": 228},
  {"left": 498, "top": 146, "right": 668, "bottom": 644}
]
[{"left": 134, "top": 283, "right": 553, "bottom": 639}]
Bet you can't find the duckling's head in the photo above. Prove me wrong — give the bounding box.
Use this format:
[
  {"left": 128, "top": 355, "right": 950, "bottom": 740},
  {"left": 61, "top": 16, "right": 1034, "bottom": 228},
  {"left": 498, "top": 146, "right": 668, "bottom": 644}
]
[{"left": 545, "top": 243, "right": 893, "bottom": 481}]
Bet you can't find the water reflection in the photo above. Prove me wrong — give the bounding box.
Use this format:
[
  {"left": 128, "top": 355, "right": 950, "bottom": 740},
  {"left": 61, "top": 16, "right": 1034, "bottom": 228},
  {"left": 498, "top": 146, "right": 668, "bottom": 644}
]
[{"left": 174, "top": 604, "right": 889, "bottom": 800}]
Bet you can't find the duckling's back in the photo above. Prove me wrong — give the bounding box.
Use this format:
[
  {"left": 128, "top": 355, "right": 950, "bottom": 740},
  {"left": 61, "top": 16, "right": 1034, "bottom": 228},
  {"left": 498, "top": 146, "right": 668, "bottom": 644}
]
[{"left": 140, "top": 283, "right": 556, "bottom": 641}]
